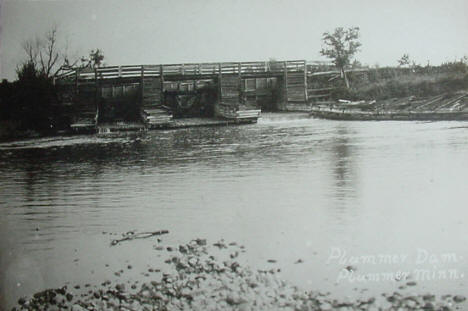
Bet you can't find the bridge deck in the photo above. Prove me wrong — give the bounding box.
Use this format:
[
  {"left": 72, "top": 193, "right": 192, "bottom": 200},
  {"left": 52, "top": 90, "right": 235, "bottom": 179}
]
[{"left": 56, "top": 60, "right": 324, "bottom": 83}]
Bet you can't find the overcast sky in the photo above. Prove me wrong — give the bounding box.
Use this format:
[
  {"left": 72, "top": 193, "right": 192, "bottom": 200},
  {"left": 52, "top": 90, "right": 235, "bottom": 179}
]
[{"left": 1, "top": 0, "right": 467, "bottom": 81}]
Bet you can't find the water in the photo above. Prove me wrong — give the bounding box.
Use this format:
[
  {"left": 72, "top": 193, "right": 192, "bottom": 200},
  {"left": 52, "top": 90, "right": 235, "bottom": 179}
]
[{"left": 1, "top": 113, "right": 467, "bottom": 308}]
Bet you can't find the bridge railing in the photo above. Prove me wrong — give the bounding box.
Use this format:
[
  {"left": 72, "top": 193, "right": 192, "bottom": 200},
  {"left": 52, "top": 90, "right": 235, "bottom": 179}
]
[
  {"left": 56, "top": 60, "right": 312, "bottom": 83},
  {"left": 141, "top": 65, "right": 160, "bottom": 77},
  {"left": 285, "top": 60, "right": 307, "bottom": 71}
]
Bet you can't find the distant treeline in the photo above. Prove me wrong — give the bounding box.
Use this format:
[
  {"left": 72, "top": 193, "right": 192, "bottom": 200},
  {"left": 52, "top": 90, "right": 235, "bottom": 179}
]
[{"left": 329, "top": 60, "right": 468, "bottom": 100}]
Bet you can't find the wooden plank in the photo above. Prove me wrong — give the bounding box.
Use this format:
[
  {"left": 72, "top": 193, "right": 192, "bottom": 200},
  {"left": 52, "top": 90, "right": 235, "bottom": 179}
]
[
  {"left": 94, "top": 68, "right": 98, "bottom": 105},
  {"left": 304, "top": 61, "right": 308, "bottom": 102},
  {"left": 308, "top": 94, "right": 329, "bottom": 99},
  {"left": 140, "top": 66, "right": 144, "bottom": 102},
  {"left": 284, "top": 61, "right": 288, "bottom": 104},
  {"left": 435, "top": 94, "right": 467, "bottom": 110},
  {"left": 159, "top": 65, "right": 164, "bottom": 105},
  {"left": 308, "top": 87, "right": 334, "bottom": 92},
  {"left": 218, "top": 63, "right": 222, "bottom": 113},
  {"left": 75, "top": 69, "right": 79, "bottom": 94}
]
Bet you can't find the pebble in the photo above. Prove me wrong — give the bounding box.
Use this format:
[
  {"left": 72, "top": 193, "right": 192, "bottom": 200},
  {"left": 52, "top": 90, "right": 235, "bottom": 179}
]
[
  {"left": 405, "top": 299, "right": 417, "bottom": 308},
  {"left": 320, "top": 302, "right": 333, "bottom": 310},
  {"left": 423, "top": 294, "right": 435, "bottom": 301},
  {"left": 12, "top": 238, "right": 463, "bottom": 311},
  {"left": 71, "top": 304, "right": 87, "bottom": 311},
  {"left": 453, "top": 295, "right": 466, "bottom": 303}
]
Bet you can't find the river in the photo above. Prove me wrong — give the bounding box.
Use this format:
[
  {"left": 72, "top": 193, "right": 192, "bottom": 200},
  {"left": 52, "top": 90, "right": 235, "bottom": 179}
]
[{"left": 1, "top": 113, "right": 467, "bottom": 309}]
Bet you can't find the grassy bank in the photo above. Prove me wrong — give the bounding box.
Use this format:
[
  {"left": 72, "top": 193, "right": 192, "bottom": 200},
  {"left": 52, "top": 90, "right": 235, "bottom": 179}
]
[{"left": 327, "top": 61, "right": 468, "bottom": 101}]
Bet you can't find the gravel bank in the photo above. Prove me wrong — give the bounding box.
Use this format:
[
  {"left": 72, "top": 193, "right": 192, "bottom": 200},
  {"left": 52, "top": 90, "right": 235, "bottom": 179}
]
[{"left": 11, "top": 238, "right": 466, "bottom": 310}]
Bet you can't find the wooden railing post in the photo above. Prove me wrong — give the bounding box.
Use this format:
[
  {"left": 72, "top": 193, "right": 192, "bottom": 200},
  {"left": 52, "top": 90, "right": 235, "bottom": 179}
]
[
  {"left": 303, "top": 60, "right": 308, "bottom": 103},
  {"left": 94, "top": 68, "right": 99, "bottom": 124},
  {"left": 218, "top": 63, "right": 222, "bottom": 84},
  {"left": 160, "top": 65, "right": 164, "bottom": 105},
  {"left": 94, "top": 68, "right": 98, "bottom": 99},
  {"left": 238, "top": 62, "right": 242, "bottom": 104},
  {"left": 140, "top": 65, "right": 144, "bottom": 105},
  {"left": 218, "top": 63, "right": 222, "bottom": 113},
  {"left": 284, "top": 61, "right": 288, "bottom": 106},
  {"left": 74, "top": 69, "right": 79, "bottom": 95}
]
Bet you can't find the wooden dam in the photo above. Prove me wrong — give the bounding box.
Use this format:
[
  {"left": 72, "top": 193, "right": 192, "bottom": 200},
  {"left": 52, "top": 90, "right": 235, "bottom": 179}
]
[{"left": 56, "top": 60, "right": 337, "bottom": 131}]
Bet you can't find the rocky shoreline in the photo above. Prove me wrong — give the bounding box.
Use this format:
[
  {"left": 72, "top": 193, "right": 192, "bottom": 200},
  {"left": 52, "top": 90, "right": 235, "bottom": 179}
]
[{"left": 11, "top": 237, "right": 467, "bottom": 311}]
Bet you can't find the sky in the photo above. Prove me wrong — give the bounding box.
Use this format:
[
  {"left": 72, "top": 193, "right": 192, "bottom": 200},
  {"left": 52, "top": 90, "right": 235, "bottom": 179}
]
[{"left": 0, "top": 0, "right": 467, "bottom": 81}]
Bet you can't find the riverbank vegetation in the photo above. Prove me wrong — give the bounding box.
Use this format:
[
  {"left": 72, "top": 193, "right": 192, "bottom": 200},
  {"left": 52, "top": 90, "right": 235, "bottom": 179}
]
[
  {"left": 0, "top": 26, "right": 108, "bottom": 140},
  {"left": 318, "top": 27, "right": 468, "bottom": 101},
  {"left": 328, "top": 59, "right": 468, "bottom": 101},
  {"left": 0, "top": 63, "right": 66, "bottom": 140}
]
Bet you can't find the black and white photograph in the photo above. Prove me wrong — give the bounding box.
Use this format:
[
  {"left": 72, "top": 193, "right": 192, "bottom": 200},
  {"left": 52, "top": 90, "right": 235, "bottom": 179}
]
[{"left": 1, "top": 0, "right": 467, "bottom": 310}]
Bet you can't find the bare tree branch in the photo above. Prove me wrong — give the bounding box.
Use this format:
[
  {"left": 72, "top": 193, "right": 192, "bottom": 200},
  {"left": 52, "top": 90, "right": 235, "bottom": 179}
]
[{"left": 19, "top": 25, "right": 74, "bottom": 79}]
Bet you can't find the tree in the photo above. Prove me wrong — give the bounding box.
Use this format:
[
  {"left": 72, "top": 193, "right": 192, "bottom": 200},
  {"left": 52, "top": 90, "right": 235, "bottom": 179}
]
[
  {"left": 8, "top": 60, "right": 61, "bottom": 131},
  {"left": 16, "top": 61, "right": 38, "bottom": 82},
  {"left": 462, "top": 55, "right": 468, "bottom": 65},
  {"left": 398, "top": 54, "right": 411, "bottom": 67},
  {"left": 19, "top": 25, "right": 75, "bottom": 79},
  {"left": 320, "top": 27, "right": 361, "bottom": 88},
  {"left": 267, "top": 57, "right": 282, "bottom": 72},
  {"left": 80, "top": 49, "right": 105, "bottom": 69}
]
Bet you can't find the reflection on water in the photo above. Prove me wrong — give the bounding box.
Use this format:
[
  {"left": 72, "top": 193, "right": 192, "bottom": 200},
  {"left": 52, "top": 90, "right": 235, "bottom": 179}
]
[
  {"left": 1, "top": 113, "right": 468, "bottom": 308},
  {"left": 330, "top": 126, "right": 356, "bottom": 204}
]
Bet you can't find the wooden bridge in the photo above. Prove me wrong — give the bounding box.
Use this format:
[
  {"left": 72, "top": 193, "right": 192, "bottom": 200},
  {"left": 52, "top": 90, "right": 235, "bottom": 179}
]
[{"left": 56, "top": 60, "right": 342, "bottom": 129}]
